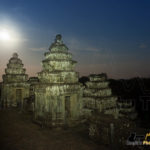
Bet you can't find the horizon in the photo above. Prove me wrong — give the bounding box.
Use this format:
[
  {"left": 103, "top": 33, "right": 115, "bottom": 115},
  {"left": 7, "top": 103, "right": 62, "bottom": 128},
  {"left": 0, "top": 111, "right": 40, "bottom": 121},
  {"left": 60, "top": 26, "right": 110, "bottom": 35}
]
[{"left": 0, "top": 0, "right": 150, "bottom": 80}]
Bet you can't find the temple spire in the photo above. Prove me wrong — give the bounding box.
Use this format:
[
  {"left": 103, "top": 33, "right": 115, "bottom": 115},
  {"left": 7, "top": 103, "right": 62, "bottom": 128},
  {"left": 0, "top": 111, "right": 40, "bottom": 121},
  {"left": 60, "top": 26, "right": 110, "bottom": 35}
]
[
  {"left": 55, "top": 34, "right": 63, "bottom": 44},
  {"left": 13, "top": 52, "right": 18, "bottom": 58}
]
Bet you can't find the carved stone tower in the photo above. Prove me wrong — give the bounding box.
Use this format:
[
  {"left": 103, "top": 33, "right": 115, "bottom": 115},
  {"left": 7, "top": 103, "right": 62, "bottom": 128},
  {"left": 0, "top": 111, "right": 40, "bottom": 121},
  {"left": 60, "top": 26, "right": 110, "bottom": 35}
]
[
  {"left": 83, "top": 74, "right": 118, "bottom": 118},
  {"left": 1, "top": 53, "right": 30, "bottom": 108},
  {"left": 34, "top": 34, "right": 82, "bottom": 127}
]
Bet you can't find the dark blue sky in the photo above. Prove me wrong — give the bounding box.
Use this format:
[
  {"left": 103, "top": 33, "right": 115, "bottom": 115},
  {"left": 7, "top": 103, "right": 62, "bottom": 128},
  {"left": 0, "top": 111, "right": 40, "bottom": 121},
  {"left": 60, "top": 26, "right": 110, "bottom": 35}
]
[{"left": 0, "top": 0, "right": 150, "bottom": 79}]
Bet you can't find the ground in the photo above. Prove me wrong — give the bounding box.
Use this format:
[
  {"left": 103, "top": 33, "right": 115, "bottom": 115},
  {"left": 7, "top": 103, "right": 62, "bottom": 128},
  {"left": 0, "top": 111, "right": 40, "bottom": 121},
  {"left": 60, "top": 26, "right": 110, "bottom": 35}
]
[{"left": 0, "top": 109, "right": 109, "bottom": 150}]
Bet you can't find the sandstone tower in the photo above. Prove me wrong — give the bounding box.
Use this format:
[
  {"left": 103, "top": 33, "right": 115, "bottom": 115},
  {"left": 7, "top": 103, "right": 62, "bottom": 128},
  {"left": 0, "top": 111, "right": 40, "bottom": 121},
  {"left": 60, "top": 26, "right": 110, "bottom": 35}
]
[
  {"left": 83, "top": 74, "right": 118, "bottom": 118},
  {"left": 34, "top": 34, "right": 82, "bottom": 127},
  {"left": 1, "top": 53, "right": 30, "bottom": 108}
]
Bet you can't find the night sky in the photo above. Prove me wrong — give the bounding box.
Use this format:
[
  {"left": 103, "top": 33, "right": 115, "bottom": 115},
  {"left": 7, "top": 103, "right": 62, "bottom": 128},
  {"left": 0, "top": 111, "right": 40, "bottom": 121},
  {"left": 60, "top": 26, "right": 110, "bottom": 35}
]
[{"left": 0, "top": 0, "right": 150, "bottom": 80}]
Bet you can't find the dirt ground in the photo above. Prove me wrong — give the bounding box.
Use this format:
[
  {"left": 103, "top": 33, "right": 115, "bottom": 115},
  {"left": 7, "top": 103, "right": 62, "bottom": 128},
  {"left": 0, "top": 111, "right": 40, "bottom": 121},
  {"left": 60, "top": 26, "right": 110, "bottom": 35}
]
[{"left": 0, "top": 109, "right": 109, "bottom": 150}]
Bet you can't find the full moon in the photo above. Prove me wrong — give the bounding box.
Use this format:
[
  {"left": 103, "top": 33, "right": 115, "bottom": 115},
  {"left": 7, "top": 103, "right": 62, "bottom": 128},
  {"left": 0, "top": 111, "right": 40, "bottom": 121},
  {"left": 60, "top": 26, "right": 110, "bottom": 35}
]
[{"left": 0, "top": 29, "right": 11, "bottom": 41}]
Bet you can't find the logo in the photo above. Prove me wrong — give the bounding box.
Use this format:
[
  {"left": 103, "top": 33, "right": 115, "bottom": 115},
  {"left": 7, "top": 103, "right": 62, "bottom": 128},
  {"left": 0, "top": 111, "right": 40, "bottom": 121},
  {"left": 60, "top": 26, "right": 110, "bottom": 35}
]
[
  {"left": 143, "top": 133, "right": 150, "bottom": 145},
  {"left": 127, "top": 132, "right": 150, "bottom": 146}
]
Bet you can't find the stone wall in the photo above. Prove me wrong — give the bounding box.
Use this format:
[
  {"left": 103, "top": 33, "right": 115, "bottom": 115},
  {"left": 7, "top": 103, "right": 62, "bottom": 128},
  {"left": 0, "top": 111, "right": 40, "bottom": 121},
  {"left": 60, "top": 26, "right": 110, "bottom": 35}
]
[{"left": 117, "top": 99, "right": 137, "bottom": 120}]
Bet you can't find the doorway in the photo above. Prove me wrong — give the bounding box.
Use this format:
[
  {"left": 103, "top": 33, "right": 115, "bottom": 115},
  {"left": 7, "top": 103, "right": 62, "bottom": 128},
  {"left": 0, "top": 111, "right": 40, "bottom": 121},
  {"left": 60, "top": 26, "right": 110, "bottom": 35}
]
[
  {"left": 16, "top": 89, "right": 22, "bottom": 107},
  {"left": 65, "top": 96, "right": 71, "bottom": 119}
]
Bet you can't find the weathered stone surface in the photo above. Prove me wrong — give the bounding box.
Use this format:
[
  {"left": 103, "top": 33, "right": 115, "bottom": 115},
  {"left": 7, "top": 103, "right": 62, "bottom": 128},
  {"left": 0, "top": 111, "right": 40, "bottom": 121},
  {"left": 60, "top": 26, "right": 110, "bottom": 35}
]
[
  {"left": 1, "top": 53, "right": 30, "bottom": 108},
  {"left": 34, "top": 35, "right": 83, "bottom": 127},
  {"left": 23, "top": 77, "right": 39, "bottom": 112},
  {"left": 82, "top": 74, "right": 118, "bottom": 118},
  {"left": 117, "top": 99, "right": 137, "bottom": 120}
]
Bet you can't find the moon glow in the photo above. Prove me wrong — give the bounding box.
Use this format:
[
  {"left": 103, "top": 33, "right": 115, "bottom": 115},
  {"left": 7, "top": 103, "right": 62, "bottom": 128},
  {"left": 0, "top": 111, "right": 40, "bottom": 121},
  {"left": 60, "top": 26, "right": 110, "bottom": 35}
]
[{"left": 0, "top": 29, "right": 11, "bottom": 41}]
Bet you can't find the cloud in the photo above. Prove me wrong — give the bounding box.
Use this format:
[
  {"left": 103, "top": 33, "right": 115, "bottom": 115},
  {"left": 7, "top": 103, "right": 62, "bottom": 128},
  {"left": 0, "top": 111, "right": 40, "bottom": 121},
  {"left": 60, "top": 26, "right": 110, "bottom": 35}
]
[
  {"left": 65, "top": 37, "right": 103, "bottom": 53},
  {"left": 29, "top": 47, "right": 47, "bottom": 52},
  {"left": 83, "top": 47, "right": 102, "bottom": 53},
  {"left": 139, "top": 43, "right": 148, "bottom": 49}
]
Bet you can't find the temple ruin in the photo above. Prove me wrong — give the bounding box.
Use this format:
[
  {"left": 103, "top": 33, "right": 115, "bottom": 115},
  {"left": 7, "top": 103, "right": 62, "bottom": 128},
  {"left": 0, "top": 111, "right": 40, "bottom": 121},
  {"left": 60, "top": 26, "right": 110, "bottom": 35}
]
[
  {"left": 83, "top": 74, "right": 118, "bottom": 118},
  {"left": 1, "top": 53, "right": 30, "bottom": 108},
  {"left": 0, "top": 34, "right": 137, "bottom": 128},
  {"left": 34, "top": 34, "right": 83, "bottom": 127}
]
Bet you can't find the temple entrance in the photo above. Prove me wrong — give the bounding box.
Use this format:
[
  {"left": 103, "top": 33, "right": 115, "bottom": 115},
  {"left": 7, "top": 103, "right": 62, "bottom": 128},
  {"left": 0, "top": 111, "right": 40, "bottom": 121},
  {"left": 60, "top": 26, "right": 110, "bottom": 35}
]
[
  {"left": 16, "top": 89, "right": 22, "bottom": 107},
  {"left": 65, "top": 96, "right": 71, "bottom": 119}
]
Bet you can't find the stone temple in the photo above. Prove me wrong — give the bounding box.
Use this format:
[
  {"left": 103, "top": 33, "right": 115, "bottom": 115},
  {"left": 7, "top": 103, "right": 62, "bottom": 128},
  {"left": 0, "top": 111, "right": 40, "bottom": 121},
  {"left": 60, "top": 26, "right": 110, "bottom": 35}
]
[
  {"left": 0, "top": 34, "right": 137, "bottom": 128},
  {"left": 34, "top": 34, "right": 82, "bottom": 127},
  {"left": 83, "top": 74, "right": 118, "bottom": 118},
  {"left": 1, "top": 53, "right": 30, "bottom": 108}
]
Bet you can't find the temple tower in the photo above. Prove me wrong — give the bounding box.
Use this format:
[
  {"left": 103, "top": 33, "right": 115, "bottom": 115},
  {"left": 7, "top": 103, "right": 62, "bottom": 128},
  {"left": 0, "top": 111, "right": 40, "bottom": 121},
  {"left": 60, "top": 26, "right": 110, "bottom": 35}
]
[
  {"left": 83, "top": 74, "right": 118, "bottom": 118},
  {"left": 34, "top": 34, "right": 82, "bottom": 127},
  {"left": 1, "top": 53, "right": 30, "bottom": 108}
]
